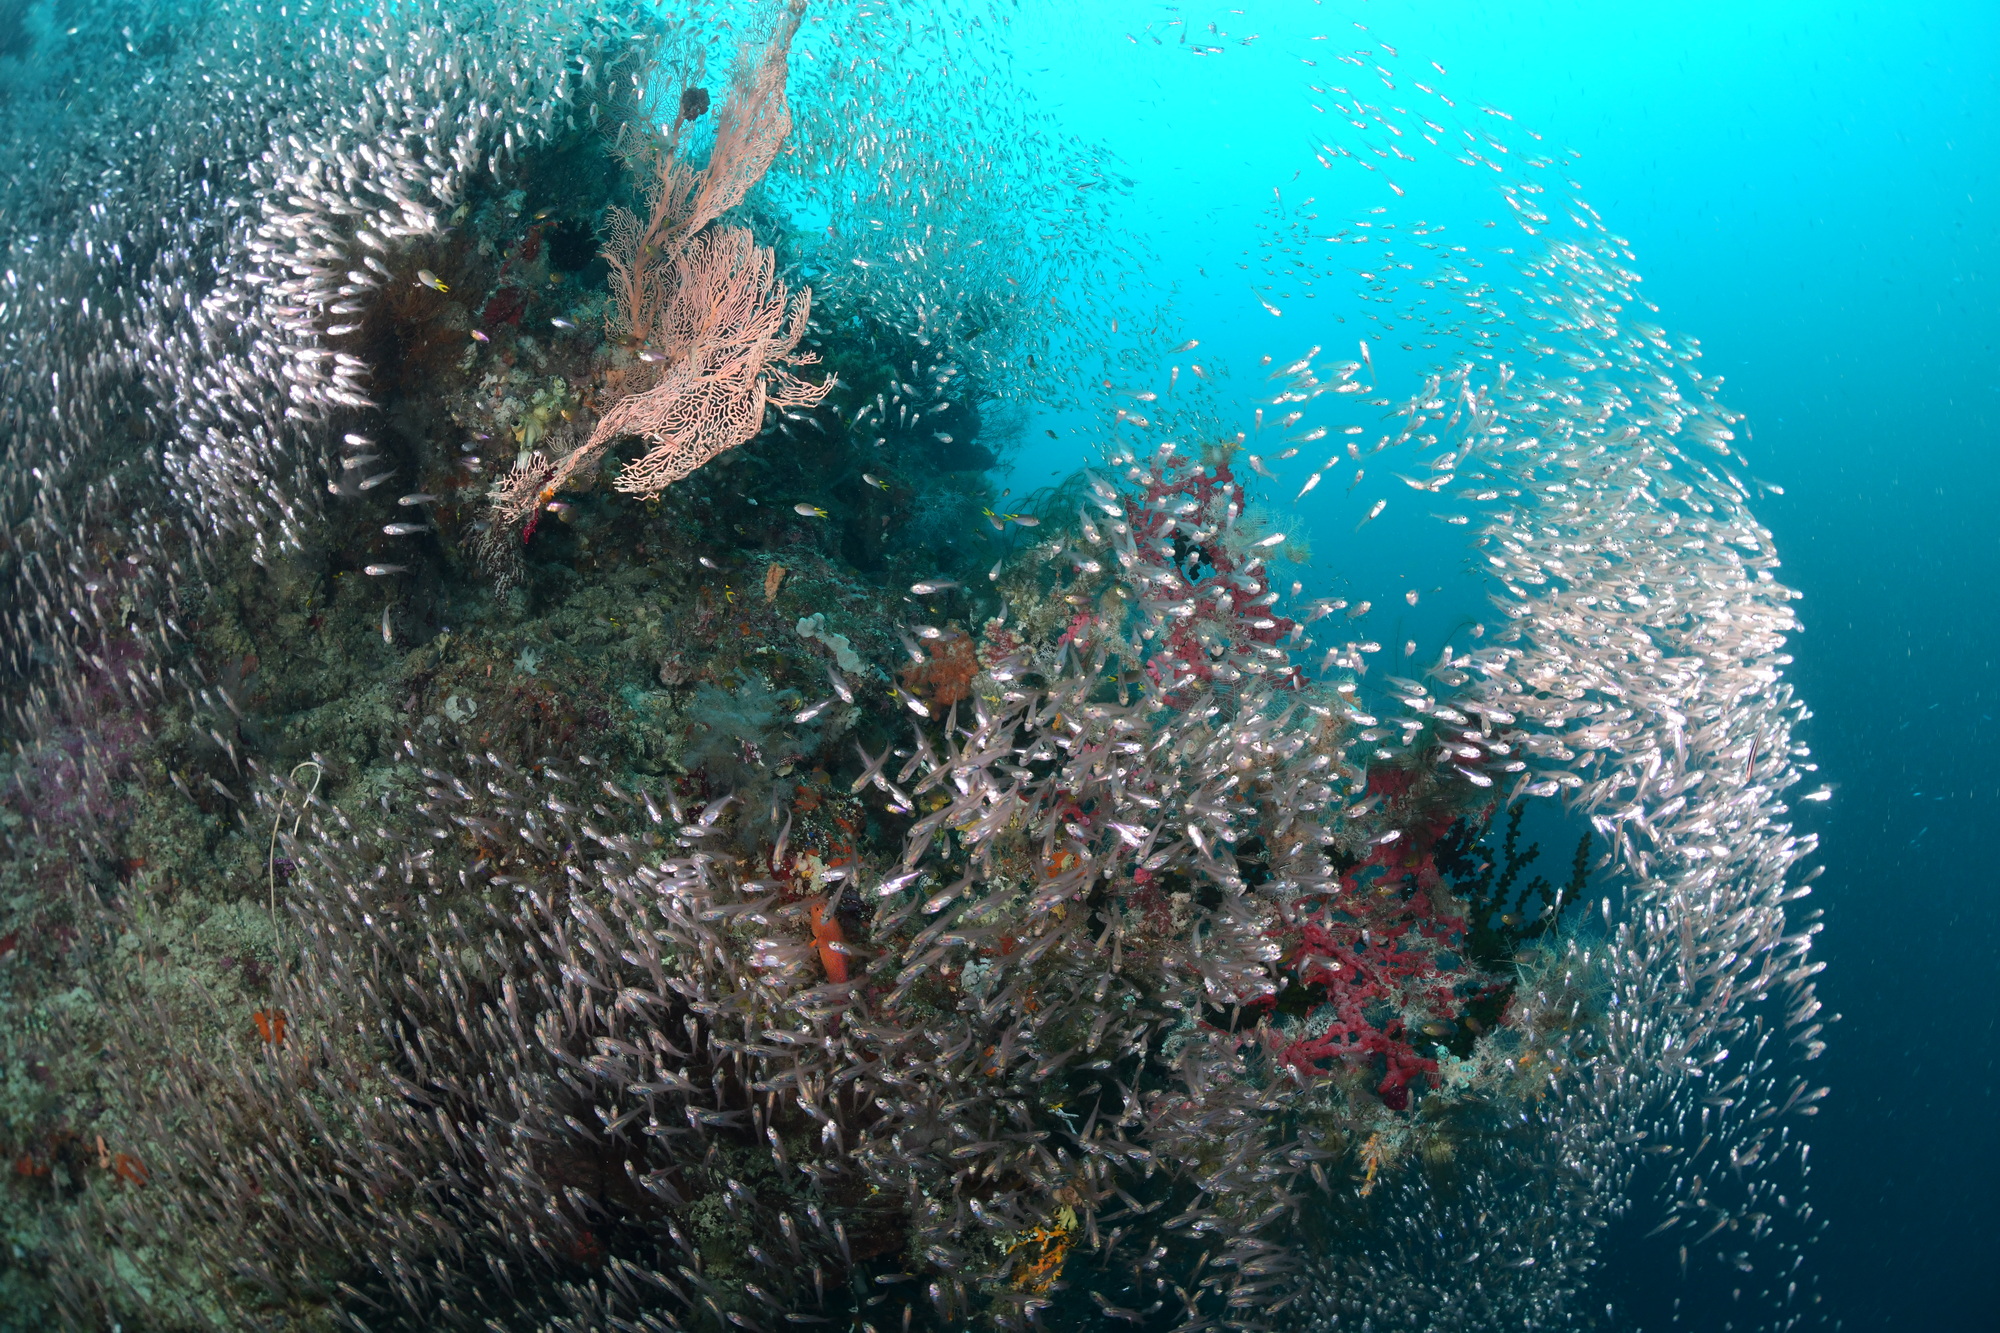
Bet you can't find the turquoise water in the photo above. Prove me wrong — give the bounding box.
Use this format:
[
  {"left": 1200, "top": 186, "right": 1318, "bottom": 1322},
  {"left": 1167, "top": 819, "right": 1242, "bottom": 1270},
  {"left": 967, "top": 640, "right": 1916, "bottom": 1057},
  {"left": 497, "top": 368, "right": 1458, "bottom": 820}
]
[{"left": 0, "top": 1, "right": 1990, "bottom": 1328}]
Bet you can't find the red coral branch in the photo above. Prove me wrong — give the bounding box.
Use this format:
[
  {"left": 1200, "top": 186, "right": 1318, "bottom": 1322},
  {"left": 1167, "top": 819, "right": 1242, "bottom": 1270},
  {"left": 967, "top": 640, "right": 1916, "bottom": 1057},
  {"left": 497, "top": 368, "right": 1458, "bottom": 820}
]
[
  {"left": 1124, "top": 458, "right": 1304, "bottom": 705},
  {"left": 1268, "top": 825, "right": 1487, "bottom": 1108}
]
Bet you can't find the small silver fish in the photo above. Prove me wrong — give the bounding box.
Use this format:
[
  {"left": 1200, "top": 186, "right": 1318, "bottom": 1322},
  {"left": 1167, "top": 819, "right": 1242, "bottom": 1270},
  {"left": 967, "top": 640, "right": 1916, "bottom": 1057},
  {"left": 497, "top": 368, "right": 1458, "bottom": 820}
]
[
  {"left": 382, "top": 522, "right": 428, "bottom": 536},
  {"left": 363, "top": 564, "right": 407, "bottom": 576},
  {"left": 550, "top": 317, "right": 576, "bottom": 329},
  {"left": 397, "top": 493, "right": 436, "bottom": 506},
  {"left": 470, "top": 329, "right": 489, "bottom": 343},
  {"left": 358, "top": 470, "right": 396, "bottom": 490},
  {"left": 793, "top": 699, "right": 835, "bottom": 724},
  {"left": 910, "top": 580, "right": 959, "bottom": 595}
]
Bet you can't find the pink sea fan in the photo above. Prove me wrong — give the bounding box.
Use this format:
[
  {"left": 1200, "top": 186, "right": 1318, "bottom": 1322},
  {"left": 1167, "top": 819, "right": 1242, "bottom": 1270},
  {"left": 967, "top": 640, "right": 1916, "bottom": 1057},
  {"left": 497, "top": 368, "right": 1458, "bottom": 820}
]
[
  {"left": 490, "top": 1, "right": 830, "bottom": 541},
  {"left": 590, "top": 224, "right": 827, "bottom": 499}
]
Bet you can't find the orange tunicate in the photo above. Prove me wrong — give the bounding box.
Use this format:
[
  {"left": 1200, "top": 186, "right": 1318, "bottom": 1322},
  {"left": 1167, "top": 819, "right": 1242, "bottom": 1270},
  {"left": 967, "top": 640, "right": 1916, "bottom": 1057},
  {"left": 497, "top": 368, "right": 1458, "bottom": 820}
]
[
  {"left": 112, "top": 1154, "right": 148, "bottom": 1187},
  {"left": 252, "top": 1009, "right": 288, "bottom": 1045},
  {"left": 808, "top": 900, "right": 848, "bottom": 984}
]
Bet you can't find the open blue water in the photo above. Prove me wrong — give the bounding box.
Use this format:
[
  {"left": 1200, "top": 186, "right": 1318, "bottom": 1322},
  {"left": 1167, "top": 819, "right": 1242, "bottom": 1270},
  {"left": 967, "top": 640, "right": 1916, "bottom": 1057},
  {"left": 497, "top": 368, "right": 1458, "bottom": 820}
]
[{"left": 1002, "top": 4, "right": 1997, "bottom": 1328}]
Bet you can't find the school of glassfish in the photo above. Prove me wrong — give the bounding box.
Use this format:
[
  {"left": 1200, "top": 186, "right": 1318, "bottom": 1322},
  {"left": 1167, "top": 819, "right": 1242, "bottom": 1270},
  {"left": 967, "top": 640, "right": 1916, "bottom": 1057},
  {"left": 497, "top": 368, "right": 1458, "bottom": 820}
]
[{"left": 0, "top": 1, "right": 1825, "bottom": 1329}]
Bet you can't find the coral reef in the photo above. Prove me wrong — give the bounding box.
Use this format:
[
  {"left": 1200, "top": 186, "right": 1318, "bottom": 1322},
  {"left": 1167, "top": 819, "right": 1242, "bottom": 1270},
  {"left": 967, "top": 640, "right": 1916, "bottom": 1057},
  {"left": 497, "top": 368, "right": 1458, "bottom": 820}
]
[{"left": 0, "top": 2, "right": 1828, "bottom": 1331}]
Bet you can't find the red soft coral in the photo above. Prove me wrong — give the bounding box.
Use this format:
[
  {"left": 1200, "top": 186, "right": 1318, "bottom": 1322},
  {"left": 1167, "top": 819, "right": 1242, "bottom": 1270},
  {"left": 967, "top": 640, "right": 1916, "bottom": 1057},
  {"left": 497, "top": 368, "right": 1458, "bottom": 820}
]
[
  {"left": 1269, "top": 834, "right": 1484, "bottom": 1105},
  {"left": 1126, "top": 458, "right": 1304, "bottom": 704}
]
